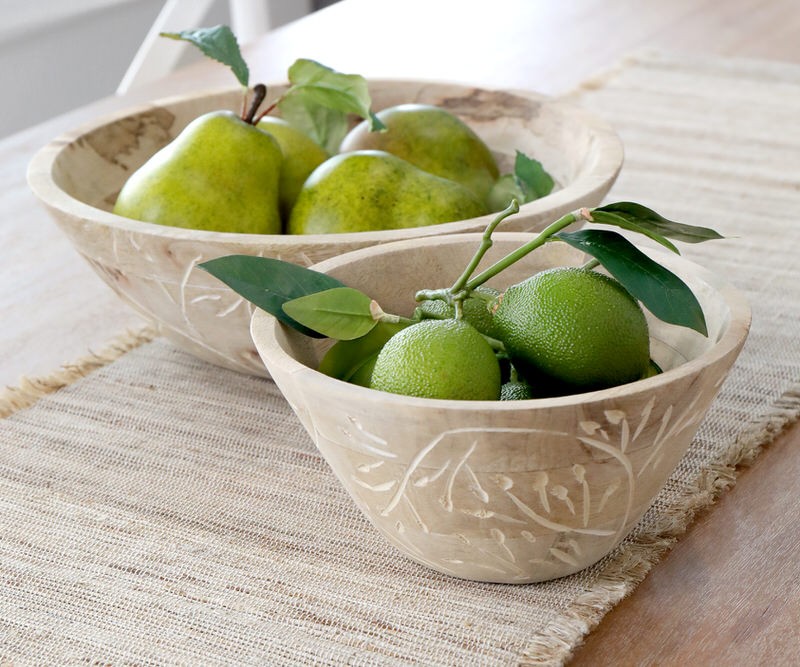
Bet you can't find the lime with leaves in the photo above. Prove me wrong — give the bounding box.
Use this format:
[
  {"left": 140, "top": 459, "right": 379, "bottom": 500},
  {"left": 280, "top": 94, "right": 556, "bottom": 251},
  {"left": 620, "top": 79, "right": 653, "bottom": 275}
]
[
  {"left": 492, "top": 267, "right": 650, "bottom": 393},
  {"left": 369, "top": 319, "right": 501, "bottom": 400},
  {"left": 201, "top": 200, "right": 725, "bottom": 401}
]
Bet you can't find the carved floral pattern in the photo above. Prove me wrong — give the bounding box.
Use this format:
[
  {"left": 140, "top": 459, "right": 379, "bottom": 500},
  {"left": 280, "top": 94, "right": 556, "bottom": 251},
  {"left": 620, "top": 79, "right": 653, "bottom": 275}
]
[{"left": 306, "top": 386, "right": 715, "bottom": 581}]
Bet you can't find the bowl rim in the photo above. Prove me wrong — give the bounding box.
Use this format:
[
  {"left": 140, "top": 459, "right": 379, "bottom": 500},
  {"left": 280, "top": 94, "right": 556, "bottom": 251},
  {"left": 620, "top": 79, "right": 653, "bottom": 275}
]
[
  {"left": 250, "top": 232, "right": 752, "bottom": 411},
  {"left": 26, "top": 80, "right": 624, "bottom": 247}
]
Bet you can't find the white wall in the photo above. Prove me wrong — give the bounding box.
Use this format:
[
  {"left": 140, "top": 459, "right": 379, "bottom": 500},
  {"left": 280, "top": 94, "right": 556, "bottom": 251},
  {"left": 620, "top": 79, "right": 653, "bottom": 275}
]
[{"left": 0, "top": 0, "right": 311, "bottom": 139}]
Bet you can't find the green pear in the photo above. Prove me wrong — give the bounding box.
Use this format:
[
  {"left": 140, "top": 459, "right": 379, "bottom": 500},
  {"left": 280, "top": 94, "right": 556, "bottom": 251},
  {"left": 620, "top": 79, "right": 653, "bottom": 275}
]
[
  {"left": 288, "top": 150, "right": 487, "bottom": 234},
  {"left": 339, "top": 104, "right": 500, "bottom": 205},
  {"left": 113, "top": 110, "right": 282, "bottom": 234},
  {"left": 256, "top": 116, "right": 329, "bottom": 220}
]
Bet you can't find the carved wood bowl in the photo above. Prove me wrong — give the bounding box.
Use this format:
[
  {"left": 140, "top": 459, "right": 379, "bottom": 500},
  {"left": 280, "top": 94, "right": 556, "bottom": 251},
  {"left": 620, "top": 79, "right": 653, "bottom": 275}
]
[
  {"left": 250, "top": 233, "right": 751, "bottom": 583},
  {"left": 27, "top": 81, "right": 623, "bottom": 376}
]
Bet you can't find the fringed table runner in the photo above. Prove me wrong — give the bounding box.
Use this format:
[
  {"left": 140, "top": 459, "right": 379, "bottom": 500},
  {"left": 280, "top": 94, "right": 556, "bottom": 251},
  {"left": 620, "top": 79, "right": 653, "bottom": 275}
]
[{"left": 3, "top": 53, "right": 800, "bottom": 665}]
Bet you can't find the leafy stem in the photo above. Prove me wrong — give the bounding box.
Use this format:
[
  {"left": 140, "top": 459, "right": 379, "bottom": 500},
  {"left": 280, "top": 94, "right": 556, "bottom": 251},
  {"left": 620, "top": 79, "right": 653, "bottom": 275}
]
[
  {"left": 370, "top": 303, "right": 417, "bottom": 326},
  {"left": 449, "top": 199, "right": 520, "bottom": 295},
  {"left": 483, "top": 334, "right": 506, "bottom": 354},
  {"left": 202, "top": 201, "right": 724, "bottom": 348},
  {"left": 414, "top": 288, "right": 450, "bottom": 303},
  {"left": 465, "top": 207, "right": 594, "bottom": 291},
  {"left": 382, "top": 314, "right": 418, "bottom": 325},
  {"left": 413, "top": 199, "right": 521, "bottom": 317}
]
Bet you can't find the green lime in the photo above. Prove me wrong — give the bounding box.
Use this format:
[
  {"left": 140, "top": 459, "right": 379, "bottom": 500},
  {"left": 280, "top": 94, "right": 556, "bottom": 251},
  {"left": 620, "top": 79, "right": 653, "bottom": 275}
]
[
  {"left": 369, "top": 319, "right": 501, "bottom": 400},
  {"left": 499, "top": 379, "right": 534, "bottom": 401},
  {"left": 491, "top": 267, "right": 650, "bottom": 393},
  {"left": 416, "top": 286, "right": 500, "bottom": 338}
]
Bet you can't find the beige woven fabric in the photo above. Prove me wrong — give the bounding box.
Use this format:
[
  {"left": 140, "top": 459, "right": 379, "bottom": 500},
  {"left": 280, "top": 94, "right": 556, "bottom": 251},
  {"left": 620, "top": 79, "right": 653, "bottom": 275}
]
[{"left": 3, "top": 53, "right": 800, "bottom": 665}]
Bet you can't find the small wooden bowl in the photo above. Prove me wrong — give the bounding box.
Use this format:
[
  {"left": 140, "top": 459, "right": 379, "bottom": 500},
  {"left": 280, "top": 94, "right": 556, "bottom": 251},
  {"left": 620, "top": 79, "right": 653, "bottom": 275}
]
[
  {"left": 250, "top": 233, "right": 751, "bottom": 583},
  {"left": 27, "top": 81, "right": 623, "bottom": 376}
]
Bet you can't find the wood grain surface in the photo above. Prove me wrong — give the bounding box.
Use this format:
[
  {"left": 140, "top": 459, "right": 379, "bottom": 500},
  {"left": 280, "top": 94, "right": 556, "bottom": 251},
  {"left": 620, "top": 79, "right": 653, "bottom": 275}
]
[
  {"left": 4, "top": 0, "right": 800, "bottom": 662},
  {"left": 570, "top": 424, "right": 800, "bottom": 666}
]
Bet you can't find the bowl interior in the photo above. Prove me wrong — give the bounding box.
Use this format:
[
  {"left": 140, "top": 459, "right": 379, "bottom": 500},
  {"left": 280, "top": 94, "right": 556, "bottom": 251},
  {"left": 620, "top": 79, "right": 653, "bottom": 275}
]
[{"left": 44, "top": 81, "right": 623, "bottom": 238}]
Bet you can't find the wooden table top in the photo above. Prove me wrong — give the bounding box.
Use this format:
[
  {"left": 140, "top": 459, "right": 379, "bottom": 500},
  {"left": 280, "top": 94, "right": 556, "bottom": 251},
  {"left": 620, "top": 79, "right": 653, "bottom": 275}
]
[{"left": 4, "top": 0, "right": 800, "bottom": 662}]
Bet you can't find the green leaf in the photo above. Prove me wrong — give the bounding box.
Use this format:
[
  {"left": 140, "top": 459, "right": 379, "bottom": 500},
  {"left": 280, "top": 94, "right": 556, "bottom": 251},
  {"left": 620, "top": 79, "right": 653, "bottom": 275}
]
[
  {"left": 277, "top": 92, "right": 349, "bottom": 154},
  {"left": 488, "top": 152, "right": 554, "bottom": 211},
  {"left": 277, "top": 58, "right": 385, "bottom": 152},
  {"left": 198, "top": 255, "right": 344, "bottom": 337},
  {"left": 161, "top": 25, "right": 249, "bottom": 87},
  {"left": 556, "top": 229, "right": 708, "bottom": 336},
  {"left": 591, "top": 202, "right": 724, "bottom": 253},
  {"left": 286, "top": 59, "right": 384, "bottom": 128},
  {"left": 514, "top": 150, "right": 554, "bottom": 201},
  {"left": 282, "top": 287, "right": 378, "bottom": 340},
  {"left": 319, "top": 321, "right": 407, "bottom": 382}
]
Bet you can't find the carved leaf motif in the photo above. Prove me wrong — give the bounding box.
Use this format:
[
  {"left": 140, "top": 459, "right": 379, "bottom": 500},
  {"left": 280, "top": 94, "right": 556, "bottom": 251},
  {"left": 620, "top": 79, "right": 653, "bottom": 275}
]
[{"left": 322, "top": 389, "right": 705, "bottom": 577}]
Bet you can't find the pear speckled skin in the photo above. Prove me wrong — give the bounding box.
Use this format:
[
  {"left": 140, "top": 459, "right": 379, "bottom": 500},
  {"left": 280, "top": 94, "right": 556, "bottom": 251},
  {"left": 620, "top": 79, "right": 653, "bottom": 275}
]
[
  {"left": 339, "top": 104, "right": 500, "bottom": 205},
  {"left": 113, "top": 110, "right": 282, "bottom": 234},
  {"left": 287, "top": 150, "right": 488, "bottom": 234},
  {"left": 256, "top": 116, "right": 328, "bottom": 221}
]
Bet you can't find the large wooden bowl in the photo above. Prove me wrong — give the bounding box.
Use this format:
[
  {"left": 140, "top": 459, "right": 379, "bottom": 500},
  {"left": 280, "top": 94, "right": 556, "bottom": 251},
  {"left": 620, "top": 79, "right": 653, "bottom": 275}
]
[
  {"left": 27, "top": 81, "right": 623, "bottom": 376},
  {"left": 250, "top": 233, "right": 751, "bottom": 583}
]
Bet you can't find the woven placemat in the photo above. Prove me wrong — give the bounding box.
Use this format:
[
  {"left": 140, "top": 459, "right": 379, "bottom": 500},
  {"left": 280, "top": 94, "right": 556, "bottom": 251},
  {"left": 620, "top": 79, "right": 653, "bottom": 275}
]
[{"left": 3, "top": 53, "right": 800, "bottom": 666}]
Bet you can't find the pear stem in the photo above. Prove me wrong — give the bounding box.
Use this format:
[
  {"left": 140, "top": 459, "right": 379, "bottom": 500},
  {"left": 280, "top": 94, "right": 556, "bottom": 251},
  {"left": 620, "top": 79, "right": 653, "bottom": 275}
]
[{"left": 243, "top": 84, "right": 267, "bottom": 124}]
